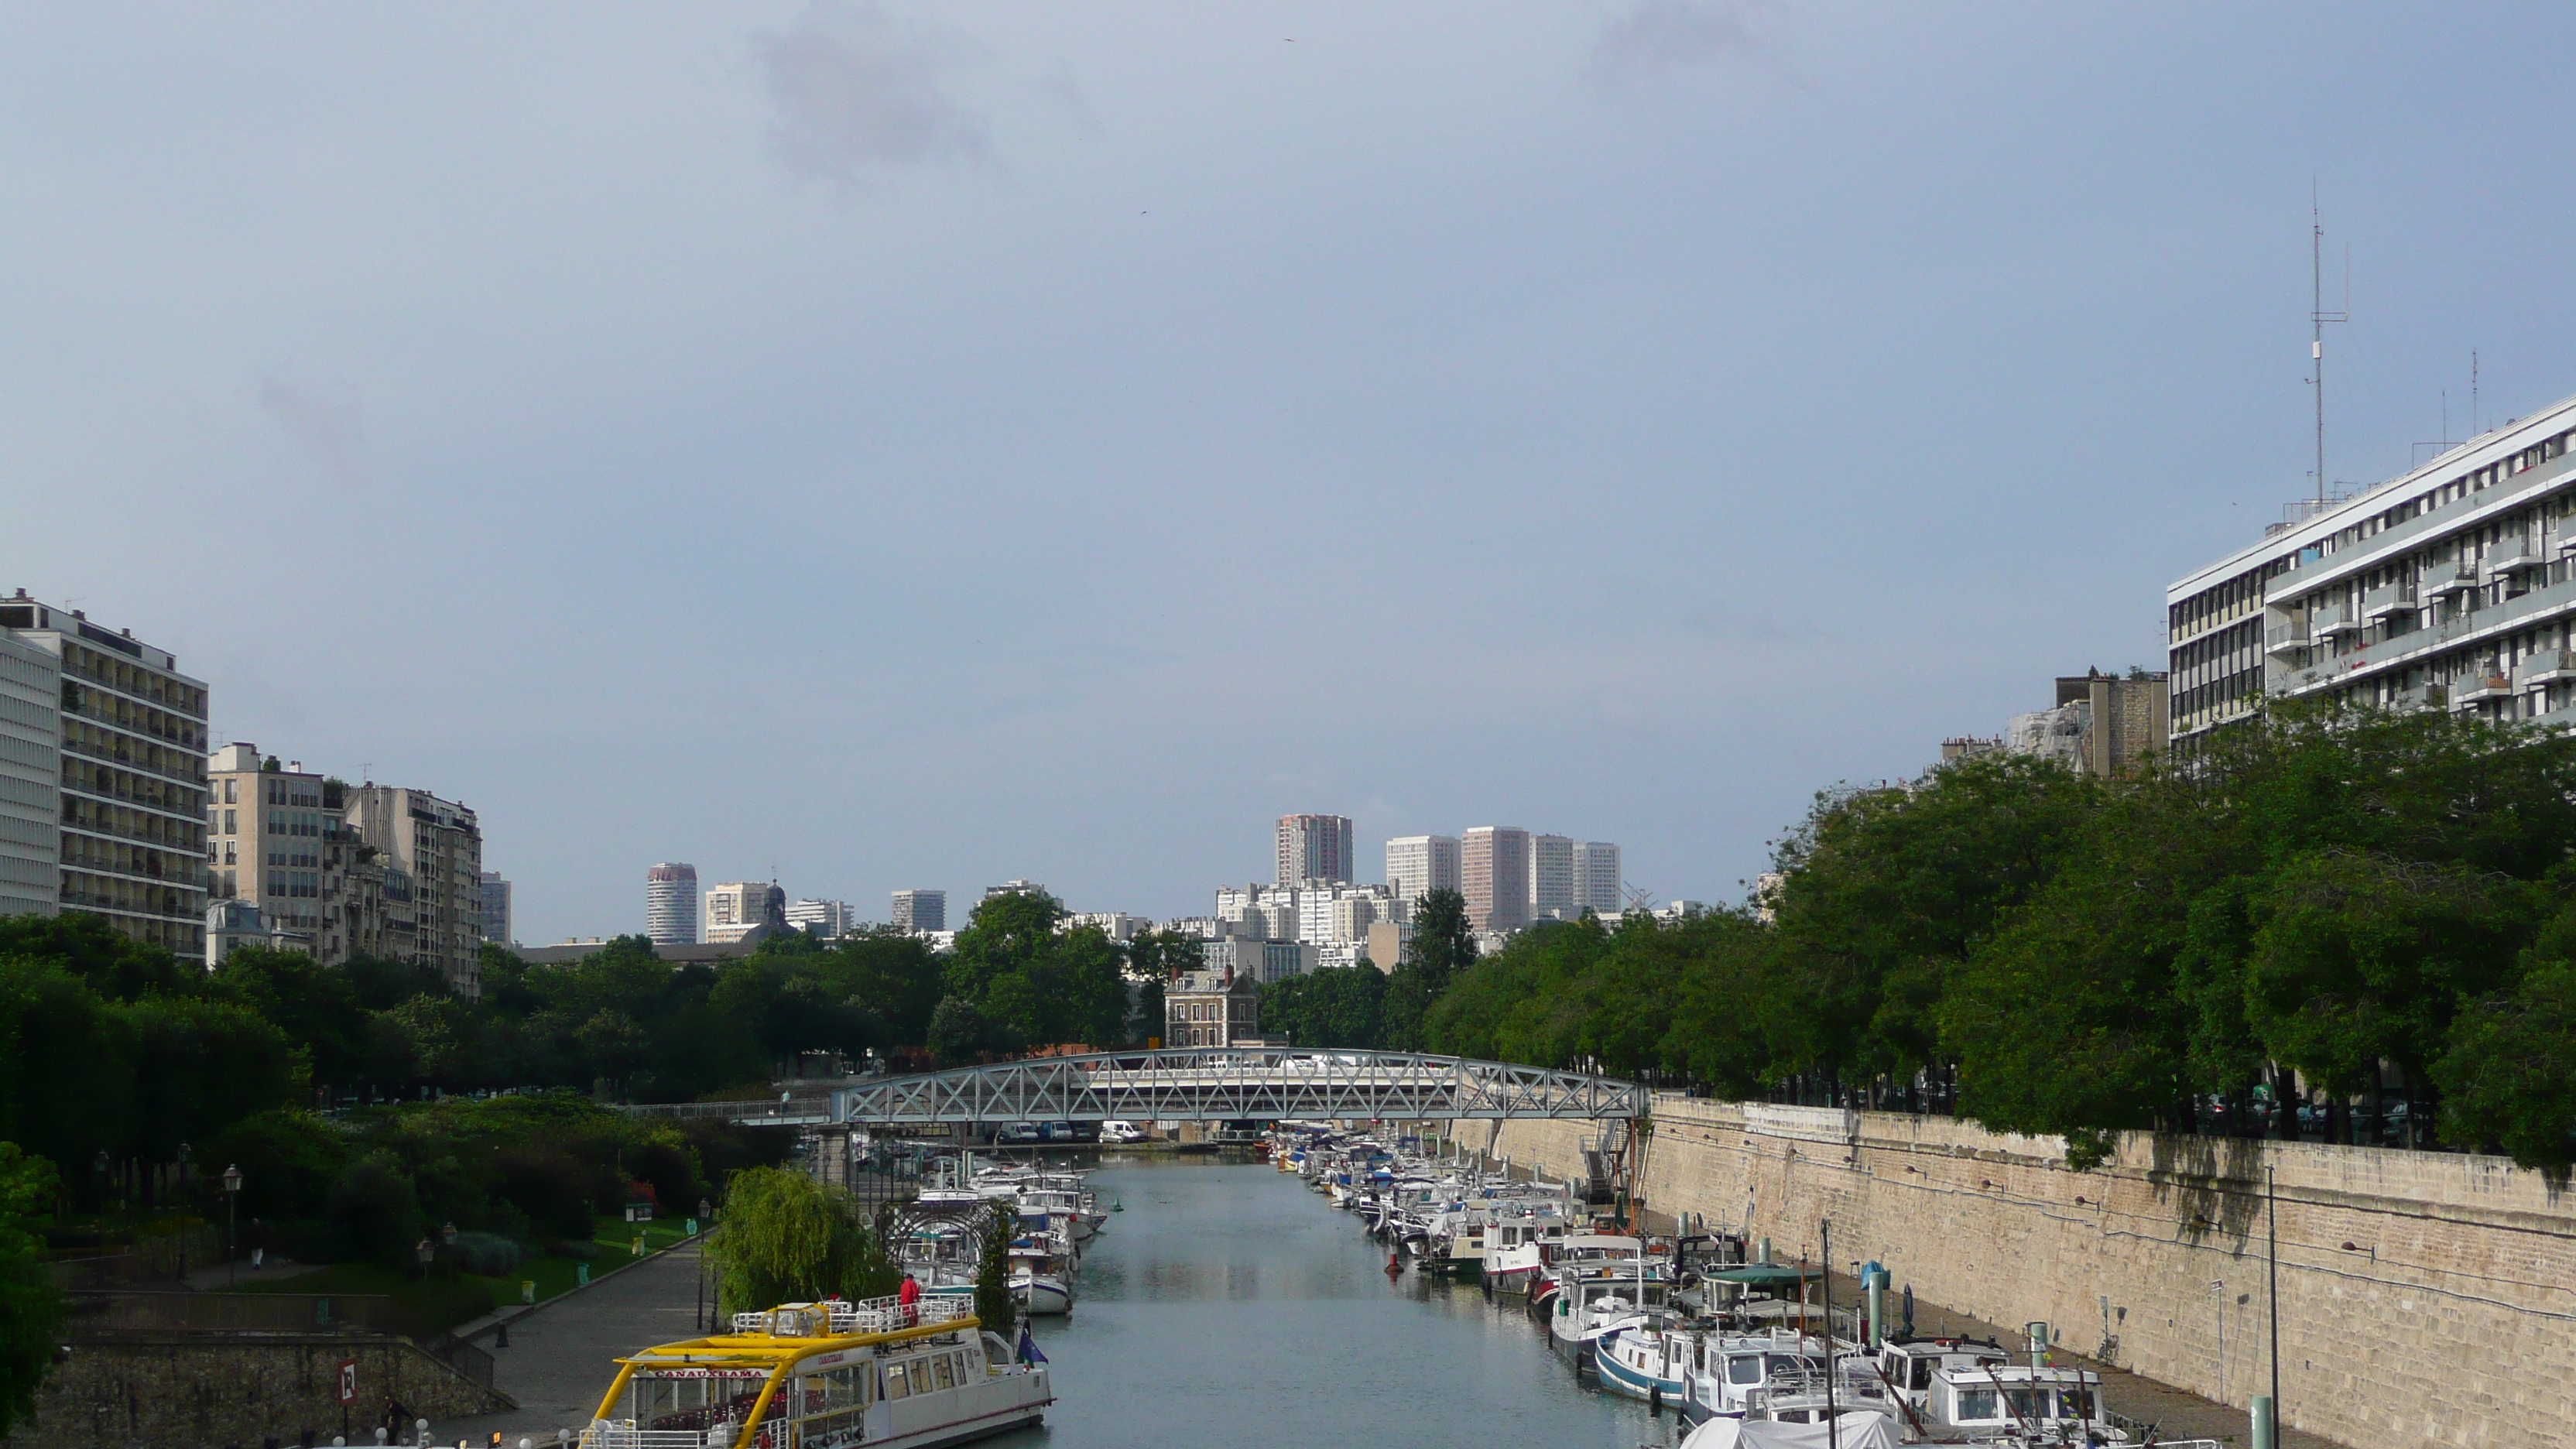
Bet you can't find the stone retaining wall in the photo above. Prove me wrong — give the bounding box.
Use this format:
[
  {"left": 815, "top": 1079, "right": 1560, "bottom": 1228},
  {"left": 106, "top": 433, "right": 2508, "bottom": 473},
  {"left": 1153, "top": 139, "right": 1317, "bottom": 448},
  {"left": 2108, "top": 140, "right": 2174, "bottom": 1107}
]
[
  {"left": 1474, "top": 1098, "right": 2576, "bottom": 1449},
  {"left": 3, "top": 1334, "right": 512, "bottom": 1449}
]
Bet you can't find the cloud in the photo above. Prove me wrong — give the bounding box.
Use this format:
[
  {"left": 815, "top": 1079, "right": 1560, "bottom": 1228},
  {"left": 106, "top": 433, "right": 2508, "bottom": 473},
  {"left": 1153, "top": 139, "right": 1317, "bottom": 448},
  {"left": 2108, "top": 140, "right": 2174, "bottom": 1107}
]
[
  {"left": 752, "top": 2, "right": 988, "bottom": 184},
  {"left": 259, "top": 379, "right": 365, "bottom": 488},
  {"left": 1588, "top": 0, "right": 1761, "bottom": 87}
]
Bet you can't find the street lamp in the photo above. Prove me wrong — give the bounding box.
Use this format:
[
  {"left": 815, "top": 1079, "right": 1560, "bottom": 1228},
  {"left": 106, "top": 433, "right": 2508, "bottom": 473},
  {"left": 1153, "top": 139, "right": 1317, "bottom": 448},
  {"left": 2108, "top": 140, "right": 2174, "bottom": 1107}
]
[
  {"left": 414, "top": 1238, "right": 436, "bottom": 1281},
  {"left": 174, "top": 1144, "right": 191, "bottom": 1279},
  {"left": 221, "top": 1164, "right": 243, "bottom": 1290}
]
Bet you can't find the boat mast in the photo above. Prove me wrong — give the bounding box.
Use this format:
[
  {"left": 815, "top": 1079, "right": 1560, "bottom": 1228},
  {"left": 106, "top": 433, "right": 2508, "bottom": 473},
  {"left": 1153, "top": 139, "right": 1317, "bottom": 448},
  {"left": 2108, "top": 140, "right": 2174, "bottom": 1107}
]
[{"left": 1821, "top": 1218, "right": 1837, "bottom": 1449}]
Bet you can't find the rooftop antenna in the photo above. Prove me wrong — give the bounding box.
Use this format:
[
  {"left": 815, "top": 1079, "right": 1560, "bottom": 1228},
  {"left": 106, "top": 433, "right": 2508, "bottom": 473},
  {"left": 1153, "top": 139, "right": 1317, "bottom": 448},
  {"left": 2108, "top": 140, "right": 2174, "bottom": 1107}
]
[
  {"left": 2307, "top": 188, "right": 2348, "bottom": 507},
  {"left": 2472, "top": 349, "right": 2481, "bottom": 437}
]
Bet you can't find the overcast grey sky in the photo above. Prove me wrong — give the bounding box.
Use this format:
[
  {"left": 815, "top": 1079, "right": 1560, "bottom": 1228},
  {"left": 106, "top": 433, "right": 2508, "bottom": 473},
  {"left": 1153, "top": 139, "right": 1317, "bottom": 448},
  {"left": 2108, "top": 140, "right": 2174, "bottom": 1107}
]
[{"left": 9, "top": 3, "right": 2576, "bottom": 944}]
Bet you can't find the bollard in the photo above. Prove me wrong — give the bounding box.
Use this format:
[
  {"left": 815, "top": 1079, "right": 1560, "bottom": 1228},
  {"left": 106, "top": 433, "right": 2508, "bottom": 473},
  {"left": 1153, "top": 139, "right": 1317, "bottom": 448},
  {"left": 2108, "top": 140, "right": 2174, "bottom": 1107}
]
[{"left": 2251, "top": 1394, "right": 2276, "bottom": 1449}]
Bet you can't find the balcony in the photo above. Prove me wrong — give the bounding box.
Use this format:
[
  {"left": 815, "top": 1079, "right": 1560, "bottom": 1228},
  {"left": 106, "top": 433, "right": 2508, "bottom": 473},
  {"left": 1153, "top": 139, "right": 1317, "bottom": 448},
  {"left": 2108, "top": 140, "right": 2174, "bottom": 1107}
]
[
  {"left": 2393, "top": 682, "right": 2450, "bottom": 712},
  {"left": 2452, "top": 671, "right": 2515, "bottom": 707},
  {"left": 2264, "top": 621, "right": 2312, "bottom": 659},
  {"left": 2426, "top": 561, "right": 2481, "bottom": 601},
  {"left": 2519, "top": 649, "right": 2576, "bottom": 687},
  {"left": 2362, "top": 583, "right": 2419, "bottom": 622},
  {"left": 2317, "top": 608, "right": 2367, "bottom": 642},
  {"left": 2486, "top": 537, "right": 2547, "bottom": 577}
]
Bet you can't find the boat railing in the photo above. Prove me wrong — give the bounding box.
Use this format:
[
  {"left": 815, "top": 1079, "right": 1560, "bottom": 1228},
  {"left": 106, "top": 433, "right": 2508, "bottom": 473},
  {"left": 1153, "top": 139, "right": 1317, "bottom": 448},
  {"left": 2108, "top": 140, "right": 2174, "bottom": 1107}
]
[
  {"left": 729, "top": 1293, "right": 973, "bottom": 1338},
  {"left": 577, "top": 1419, "right": 731, "bottom": 1448}
]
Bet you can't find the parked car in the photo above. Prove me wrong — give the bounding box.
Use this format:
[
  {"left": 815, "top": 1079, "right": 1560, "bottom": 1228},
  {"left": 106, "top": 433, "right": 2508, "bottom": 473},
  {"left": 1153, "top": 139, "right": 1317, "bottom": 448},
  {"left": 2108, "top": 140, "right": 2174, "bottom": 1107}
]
[
  {"left": 1099, "top": 1119, "right": 1146, "bottom": 1144},
  {"left": 990, "top": 1122, "right": 1043, "bottom": 1145}
]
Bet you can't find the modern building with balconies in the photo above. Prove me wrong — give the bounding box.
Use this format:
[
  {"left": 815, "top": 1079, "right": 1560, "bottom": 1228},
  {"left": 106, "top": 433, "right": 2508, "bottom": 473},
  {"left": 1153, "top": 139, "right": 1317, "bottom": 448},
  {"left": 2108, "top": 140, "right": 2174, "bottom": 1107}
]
[
  {"left": 2167, "top": 393, "right": 2576, "bottom": 748},
  {"left": 1, "top": 593, "right": 209, "bottom": 956}
]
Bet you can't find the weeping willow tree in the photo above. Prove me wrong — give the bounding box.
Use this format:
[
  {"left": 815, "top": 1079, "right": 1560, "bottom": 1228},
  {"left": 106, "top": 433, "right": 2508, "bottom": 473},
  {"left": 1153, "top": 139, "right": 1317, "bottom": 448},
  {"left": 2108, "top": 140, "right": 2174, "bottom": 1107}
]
[
  {"left": 973, "top": 1197, "right": 1017, "bottom": 1335},
  {"left": 706, "top": 1167, "right": 898, "bottom": 1315}
]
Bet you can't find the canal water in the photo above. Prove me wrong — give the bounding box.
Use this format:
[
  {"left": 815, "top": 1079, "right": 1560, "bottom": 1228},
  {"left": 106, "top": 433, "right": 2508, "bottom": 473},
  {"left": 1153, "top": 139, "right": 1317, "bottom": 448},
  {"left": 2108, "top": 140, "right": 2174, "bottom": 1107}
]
[{"left": 988, "top": 1153, "right": 1665, "bottom": 1449}]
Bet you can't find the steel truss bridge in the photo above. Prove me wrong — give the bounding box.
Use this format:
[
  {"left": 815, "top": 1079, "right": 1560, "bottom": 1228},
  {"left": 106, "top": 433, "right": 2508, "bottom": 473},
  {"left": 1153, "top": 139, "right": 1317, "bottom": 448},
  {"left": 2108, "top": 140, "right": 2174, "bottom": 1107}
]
[{"left": 831, "top": 1047, "right": 1648, "bottom": 1126}]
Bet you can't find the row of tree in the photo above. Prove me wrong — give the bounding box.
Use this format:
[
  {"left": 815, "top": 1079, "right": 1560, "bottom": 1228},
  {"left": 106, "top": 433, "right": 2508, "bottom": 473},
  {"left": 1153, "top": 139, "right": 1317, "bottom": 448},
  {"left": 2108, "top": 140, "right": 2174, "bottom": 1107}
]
[{"left": 1416, "top": 702, "right": 2576, "bottom": 1173}]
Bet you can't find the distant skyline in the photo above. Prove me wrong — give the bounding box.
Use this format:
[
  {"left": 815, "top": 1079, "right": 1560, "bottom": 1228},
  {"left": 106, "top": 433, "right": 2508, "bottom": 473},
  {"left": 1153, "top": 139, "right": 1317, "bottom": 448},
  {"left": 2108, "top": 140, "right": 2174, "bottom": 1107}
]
[{"left": 13, "top": 5, "right": 2576, "bottom": 944}]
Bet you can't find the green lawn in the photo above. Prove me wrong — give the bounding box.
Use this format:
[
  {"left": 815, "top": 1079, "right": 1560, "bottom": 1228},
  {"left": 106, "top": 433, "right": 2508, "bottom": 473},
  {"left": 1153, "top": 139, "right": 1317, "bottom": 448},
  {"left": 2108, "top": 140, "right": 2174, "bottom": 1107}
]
[{"left": 235, "top": 1219, "right": 705, "bottom": 1332}]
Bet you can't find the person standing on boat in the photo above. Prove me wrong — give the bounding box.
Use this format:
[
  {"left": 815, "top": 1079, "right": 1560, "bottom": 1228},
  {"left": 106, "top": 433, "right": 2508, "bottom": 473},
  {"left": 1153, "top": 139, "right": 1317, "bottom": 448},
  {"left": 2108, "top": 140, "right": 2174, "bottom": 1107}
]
[{"left": 898, "top": 1271, "right": 921, "bottom": 1326}]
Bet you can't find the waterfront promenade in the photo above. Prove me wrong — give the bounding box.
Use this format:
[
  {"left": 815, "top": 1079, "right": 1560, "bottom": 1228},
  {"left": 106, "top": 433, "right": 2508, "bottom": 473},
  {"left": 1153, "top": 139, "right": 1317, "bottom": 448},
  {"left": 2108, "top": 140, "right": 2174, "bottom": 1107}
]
[{"left": 439, "top": 1240, "right": 710, "bottom": 1445}]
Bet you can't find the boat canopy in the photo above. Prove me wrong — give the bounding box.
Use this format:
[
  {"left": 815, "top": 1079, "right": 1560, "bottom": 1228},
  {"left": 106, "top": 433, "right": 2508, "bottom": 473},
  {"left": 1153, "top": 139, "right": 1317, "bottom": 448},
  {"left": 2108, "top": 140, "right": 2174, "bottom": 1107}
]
[{"left": 1707, "top": 1264, "right": 1823, "bottom": 1286}]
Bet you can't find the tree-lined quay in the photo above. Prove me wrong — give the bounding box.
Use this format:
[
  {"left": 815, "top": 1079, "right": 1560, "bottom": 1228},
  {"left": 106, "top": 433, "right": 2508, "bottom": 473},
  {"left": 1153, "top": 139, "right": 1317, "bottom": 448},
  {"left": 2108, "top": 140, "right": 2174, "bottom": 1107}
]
[{"left": 7, "top": 701, "right": 2576, "bottom": 1440}]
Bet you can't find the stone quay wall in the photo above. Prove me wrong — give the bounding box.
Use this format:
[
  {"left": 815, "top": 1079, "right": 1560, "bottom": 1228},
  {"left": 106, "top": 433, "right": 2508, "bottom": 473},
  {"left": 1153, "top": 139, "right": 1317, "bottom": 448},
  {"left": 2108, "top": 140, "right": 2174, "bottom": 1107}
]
[
  {"left": 1471, "top": 1098, "right": 2576, "bottom": 1449},
  {"left": 3, "top": 1333, "right": 511, "bottom": 1449}
]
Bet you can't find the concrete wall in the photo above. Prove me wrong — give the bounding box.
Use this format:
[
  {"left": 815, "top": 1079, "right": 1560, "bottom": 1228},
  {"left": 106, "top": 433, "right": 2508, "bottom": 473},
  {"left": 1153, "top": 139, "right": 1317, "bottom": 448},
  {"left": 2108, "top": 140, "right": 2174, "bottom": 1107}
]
[
  {"left": 1475, "top": 1097, "right": 2576, "bottom": 1449},
  {"left": 4, "top": 1334, "right": 510, "bottom": 1449}
]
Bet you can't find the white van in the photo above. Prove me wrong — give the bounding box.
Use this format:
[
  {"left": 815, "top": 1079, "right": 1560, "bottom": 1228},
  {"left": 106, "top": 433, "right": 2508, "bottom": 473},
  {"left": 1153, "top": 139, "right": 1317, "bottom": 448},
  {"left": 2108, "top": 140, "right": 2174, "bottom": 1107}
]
[{"left": 1099, "top": 1119, "right": 1146, "bottom": 1144}]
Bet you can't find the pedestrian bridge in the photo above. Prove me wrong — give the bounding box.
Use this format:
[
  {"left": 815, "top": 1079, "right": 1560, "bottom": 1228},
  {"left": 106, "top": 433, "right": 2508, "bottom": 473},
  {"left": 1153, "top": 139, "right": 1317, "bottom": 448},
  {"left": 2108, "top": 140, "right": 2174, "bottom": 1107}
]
[{"left": 832, "top": 1046, "right": 1649, "bottom": 1125}]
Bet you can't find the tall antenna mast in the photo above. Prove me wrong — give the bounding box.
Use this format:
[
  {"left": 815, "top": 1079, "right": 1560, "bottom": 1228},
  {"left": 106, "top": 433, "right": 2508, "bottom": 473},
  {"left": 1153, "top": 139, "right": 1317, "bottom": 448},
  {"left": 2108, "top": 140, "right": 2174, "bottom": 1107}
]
[{"left": 2308, "top": 190, "right": 2348, "bottom": 507}]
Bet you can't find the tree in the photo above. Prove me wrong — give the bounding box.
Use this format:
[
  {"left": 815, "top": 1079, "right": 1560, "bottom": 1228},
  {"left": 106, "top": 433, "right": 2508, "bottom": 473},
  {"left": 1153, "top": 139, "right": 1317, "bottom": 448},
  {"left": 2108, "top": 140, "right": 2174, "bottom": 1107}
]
[
  {"left": 973, "top": 1197, "right": 1017, "bottom": 1334},
  {"left": 1262, "top": 966, "right": 1388, "bottom": 1049},
  {"left": 2435, "top": 954, "right": 2576, "bottom": 1175},
  {"left": 1403, "top": 889, "right": 1477, "bottom": 989},
  {"left": 0, "top": 1143, "right": 63, "bottom": 1437},
  {"left": 927, "top": 997, "right": 988, "bottom": 1067},
  {"left": 706, "top": 1168, "right": 895, "bottom": 1315}
]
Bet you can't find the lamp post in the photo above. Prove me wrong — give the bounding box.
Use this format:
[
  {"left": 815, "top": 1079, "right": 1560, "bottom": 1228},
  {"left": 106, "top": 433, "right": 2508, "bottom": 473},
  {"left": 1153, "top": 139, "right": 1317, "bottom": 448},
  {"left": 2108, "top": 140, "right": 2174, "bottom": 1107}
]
[
  {"left": 174, "top": 1143, "right": 191, "bottom": 1279},
  {"left": 414, "top": 1238, "right": 436, "bottom": 1282},
  {"left": 221, "top": 1164, "right": 243, "bottom": 1290}
]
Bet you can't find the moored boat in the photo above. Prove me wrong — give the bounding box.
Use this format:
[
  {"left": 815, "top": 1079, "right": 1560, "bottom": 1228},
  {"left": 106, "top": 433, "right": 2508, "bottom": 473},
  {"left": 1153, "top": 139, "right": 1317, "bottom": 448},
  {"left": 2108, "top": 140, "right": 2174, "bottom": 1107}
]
[{"left": 577, "top": 1295, "right": 1050, "bottom": 1449}]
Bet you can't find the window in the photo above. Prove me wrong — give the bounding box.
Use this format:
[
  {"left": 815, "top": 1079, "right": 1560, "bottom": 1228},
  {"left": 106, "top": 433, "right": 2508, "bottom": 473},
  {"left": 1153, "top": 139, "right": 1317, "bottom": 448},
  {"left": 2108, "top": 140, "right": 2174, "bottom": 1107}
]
[
  {"left": 224, "top": 810, "right": 235, "bottom": 834},
  {"left": 1955, "top": 1388, "right": 1999, "bottom": 1420},
  {"left": 1728, "top": 1356, "right": 1762, "bottom": 1385},
  {"left": 933, "top": 1355, "right": 954, "bottom": 1390},
  {"left": 885, "top": 1364, "right": 909, "bottom": 1400}
]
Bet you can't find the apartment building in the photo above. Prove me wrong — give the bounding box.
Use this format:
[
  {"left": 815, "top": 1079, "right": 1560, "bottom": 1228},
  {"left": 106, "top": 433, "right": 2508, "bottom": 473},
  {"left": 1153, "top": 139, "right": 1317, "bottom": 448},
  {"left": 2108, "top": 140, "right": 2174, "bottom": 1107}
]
[
  {"left": 1383, "top": 834, "right": 1461, "bottom": 909},
  {"left": 1201, "top": 936, "right": 1315, "bottom": 984},
  {"left": 1461, "top": 826, "right": 1530, "bottom": 933},
  {"left": 785, "top": 898, "right": 854, "bottom": 937},
  {"left": 478, "top": 872, "right": 513, "bottom": 949},
  {"left": 1275, "top": 814, "right": 1354, "bottom": 886},
  {"left": 0, "top": 595, "right": 209, "bottom": 955},
  {"left": 705, "top": 880, "right": 786, "bottom": 944},
  {"left": 1164, "top": 968, "right": 1260, "bottom": 1048},
  {"left": 2169, "top": 393, "right": 2576, "bottom": 747},
  {"left": 891, "top": 888, "right": 945, "bottom": 933},
  {"left": 1571, "top": 841, "right": 1621, "bottom": 914},
  {"left": 0, "top": 630, "right": 60, "bottom": 920},
  {"left": 1528, "top": 833, "right": 1575, "bottom": 919},
  {"left": 646, "top": 863, "right": 700, "bottom": 945},
  {"left": 344, "top": 783, "right": 485, "bottom": 995},
  {"left": 205, "top": 745, "right": 335, "bottom": 951}
]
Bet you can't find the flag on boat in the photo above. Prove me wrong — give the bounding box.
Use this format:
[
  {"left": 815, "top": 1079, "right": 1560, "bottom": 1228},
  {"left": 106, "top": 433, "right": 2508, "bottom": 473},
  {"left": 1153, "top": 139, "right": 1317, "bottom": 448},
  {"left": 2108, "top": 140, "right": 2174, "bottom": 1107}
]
[{"left": 1016, "top": 1324, "right": 1048, "bottom": 1365}]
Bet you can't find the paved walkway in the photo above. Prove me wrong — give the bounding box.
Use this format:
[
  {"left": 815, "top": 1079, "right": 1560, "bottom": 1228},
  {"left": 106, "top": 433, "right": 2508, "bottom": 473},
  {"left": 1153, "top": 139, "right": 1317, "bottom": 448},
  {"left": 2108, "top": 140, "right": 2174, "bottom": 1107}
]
[{"left": 437, "top": 1242, "right": 713, "bottom": 1446}]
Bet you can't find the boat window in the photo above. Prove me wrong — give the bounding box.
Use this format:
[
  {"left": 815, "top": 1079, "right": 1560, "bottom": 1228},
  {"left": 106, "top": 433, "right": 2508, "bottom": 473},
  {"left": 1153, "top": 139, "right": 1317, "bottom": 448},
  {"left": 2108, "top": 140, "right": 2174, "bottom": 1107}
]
[
  {"left": 1778, "top": 1410, "right": 1810, "bottom": 1423},
  {"left": 933, "top": 1355, "right": 956, "bottom": 1390},
  {"left": 1911, "top": 1359, "right": 1934, "bottom": 1390},
  {"left": 1728, "top": 1355, "right": 1763, "bottom": 1385},
  {"left": 2005, "top": 1388, "right": 2041, "bottom": 1420},
  {"left": 1954, "top": 1388, "right": 1999, "bottom": 1420},
  {"left": 2059, "top": 1389, "right": 2095, "bottom": 1419},
  {"left": 886, "top": 1362, "right": 911, "bottom": 1400}
]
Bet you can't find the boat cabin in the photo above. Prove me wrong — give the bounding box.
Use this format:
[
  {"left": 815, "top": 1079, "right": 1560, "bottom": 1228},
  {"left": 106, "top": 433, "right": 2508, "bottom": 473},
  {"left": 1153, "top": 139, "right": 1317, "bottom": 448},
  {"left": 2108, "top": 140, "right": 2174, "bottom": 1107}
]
[
  {"left": 1926, "top": 1363, "right": 2114, "bottom": 1437},
  {"left": 1875, "top": 1337, "right": 2008, "bottom": 1410}
]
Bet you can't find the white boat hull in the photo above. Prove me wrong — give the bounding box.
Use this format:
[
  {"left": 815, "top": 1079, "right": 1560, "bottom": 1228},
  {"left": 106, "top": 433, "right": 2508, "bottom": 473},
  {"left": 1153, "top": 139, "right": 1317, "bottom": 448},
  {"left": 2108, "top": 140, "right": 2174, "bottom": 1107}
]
[{"left": 1012, "top": 1273, "right": 1074, "bottom": 1315}]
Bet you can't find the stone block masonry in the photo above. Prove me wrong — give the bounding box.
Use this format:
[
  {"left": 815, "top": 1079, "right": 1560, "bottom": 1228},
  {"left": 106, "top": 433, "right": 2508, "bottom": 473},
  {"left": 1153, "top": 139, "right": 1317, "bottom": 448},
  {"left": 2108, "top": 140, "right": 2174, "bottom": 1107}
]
[
  {"left": 1470, "top": 1097, "right": 2576, "bottom": 1449},
  {"left": 2, "top": 1333, "right": 512, "bottom": 1449}
]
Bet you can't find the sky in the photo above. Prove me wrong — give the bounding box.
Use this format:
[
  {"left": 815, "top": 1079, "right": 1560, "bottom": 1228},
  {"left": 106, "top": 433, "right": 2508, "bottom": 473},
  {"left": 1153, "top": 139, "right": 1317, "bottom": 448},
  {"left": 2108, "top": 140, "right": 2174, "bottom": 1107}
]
[{"left": 9, "top": 2, "right": 2576, "bottom": 944}]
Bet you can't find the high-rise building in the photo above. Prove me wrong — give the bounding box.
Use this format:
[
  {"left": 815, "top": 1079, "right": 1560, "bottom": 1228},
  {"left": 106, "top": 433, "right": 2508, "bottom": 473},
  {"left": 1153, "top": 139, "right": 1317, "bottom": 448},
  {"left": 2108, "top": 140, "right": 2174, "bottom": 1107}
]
[
  {"left": 1461, "top": 826, "right": 1530, "bottom": 933},
  {"left": 2166, "top": 395, "right": 2576, "bottom": 750},
  {"left": 206, "top": 745, "right": 342, "bottom": 958},
  {"left": 785, "top": 898, "right": 854, "bottom": 937},
  {"left": 1528, "top": 834, "right": 1575, "bottom": 918},
  {"left": 344, "top": 783, "right": 484, "bottom": 997},
  {"left": 1383, "top": 834, "right": 1461, "bottom": 909},
  {"left": 1571, "top": 841, "right": 1622, "bottom": 914},
  {"left": 0, "top": 629, "right": 61, "bottom": 922},
  {"left": 1275, "top": 814, "right": 1355, "bottom": 886},
  {"left": 478, "top": 871, "right": 513, "bottom": 948},
  {"left": 0, "top": 594, "right": 210, "bottom": 956},
  {"left": 705, "top": 881, "right": 786, "bottom": 944},
  {"left": 891, "top": 888, "right": 944, "bottom": 933},
  {"left": 646, "top": 863, "right": 700, "bottom": 945}
]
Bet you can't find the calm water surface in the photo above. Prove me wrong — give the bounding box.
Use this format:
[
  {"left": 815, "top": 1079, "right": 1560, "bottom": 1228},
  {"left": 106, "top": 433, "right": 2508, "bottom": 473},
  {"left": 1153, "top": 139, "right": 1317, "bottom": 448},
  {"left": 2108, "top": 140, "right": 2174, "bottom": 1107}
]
[{"left": 988, "top": 1154, "right": 1665, "bottom": 1449}]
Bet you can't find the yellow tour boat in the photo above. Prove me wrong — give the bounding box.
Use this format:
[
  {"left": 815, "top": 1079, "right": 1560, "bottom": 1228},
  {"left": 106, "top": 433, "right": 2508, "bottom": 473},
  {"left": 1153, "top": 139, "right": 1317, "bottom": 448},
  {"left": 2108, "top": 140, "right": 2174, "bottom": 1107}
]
[{"left": 577, "top": 1294, "right": 1051, "bottom": 1449}]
